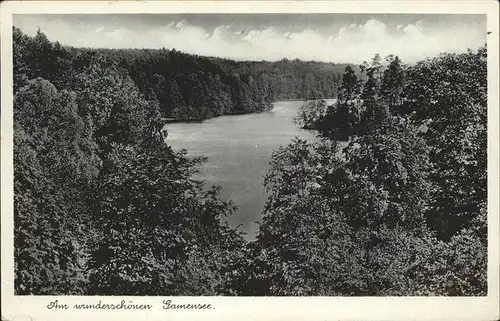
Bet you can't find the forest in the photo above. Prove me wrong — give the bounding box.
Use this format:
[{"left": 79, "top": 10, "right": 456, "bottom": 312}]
[
  {"left": 13, "top": 27, "right": 487, "bottom": 296},
  {"left": 13, "top": 27, "right": 347, "bottom": 121}
]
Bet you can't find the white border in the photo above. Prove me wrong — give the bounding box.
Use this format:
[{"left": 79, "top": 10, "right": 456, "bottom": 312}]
[{"left": 1, "top": 2, "right": 499, "bottom": 321}]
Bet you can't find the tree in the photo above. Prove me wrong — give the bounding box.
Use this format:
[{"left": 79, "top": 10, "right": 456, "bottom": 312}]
[
  {"left": 295, "top": 65, "right": 364, "bottom": 140},
  {"left": 401, "top": 48, "right": 487, "bottom": 240},
  {"left": 338, "top": 65, "right": 358, "bottom": 104},
  {"left": 166, "top": 78, "right": 186, "bottom": 118},
  {"left": 14, "top": 79, "right": 98, "bottom": 294},
  {"left": 381, "top": 55, "right": 405, "bottom": 111},
  {"left": 359, "top": 56, "right": 390, "bottom": 129},
  {"left": 13, "top": 27, "right": 30, "bottom": 92},
  {"left": 255, "top": 113, "right": 486, "bottom": 295},
  {"left": 71, "top": 56, "right": 153, "bottom": 155},
  {"left": 294, "top": 100, "right": 328, "bottom": 130},
  {"left": 88, "top": 144, "right": 245, "bottom": 295},
  {"left": 256, "top": 138, "right": 354, "bottom": 295},
  {"left": 340, "top": 117, "right": 432, "bottom": 232},
  {"left": 303, "top": 73, "right": 318, "bottom": 100}
]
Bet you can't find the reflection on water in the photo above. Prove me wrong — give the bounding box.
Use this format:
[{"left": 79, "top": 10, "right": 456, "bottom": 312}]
[{"left": 165, "top": 100, "right": 323, "bottom": 240}]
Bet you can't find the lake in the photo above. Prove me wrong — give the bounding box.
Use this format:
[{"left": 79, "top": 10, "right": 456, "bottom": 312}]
[{"left": 165, "top": 100, "right": 326, "bottom": 240}]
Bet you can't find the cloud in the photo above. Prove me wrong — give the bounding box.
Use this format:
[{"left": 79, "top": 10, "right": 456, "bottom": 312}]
[
  {"left": 105, "top": 28, "right": 131, "bottom": 42},
  {"left": 324, "top": 18, "right": 484, "bottom": 63},
  {"left": 14, "top": 16, "right": 485, "bottom": 64},
  {"left": 211, "top": 25, "right": 238, "bottom": 42}
]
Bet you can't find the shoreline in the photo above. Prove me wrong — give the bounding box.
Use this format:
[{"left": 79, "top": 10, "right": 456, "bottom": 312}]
[{"left": 162, "top": 98, "right": 337, "bottom": 124}]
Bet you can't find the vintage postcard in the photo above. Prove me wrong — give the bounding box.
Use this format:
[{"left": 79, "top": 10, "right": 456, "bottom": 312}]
[{"left": 1, "top": 1, "right": 499, "bottom": 320}]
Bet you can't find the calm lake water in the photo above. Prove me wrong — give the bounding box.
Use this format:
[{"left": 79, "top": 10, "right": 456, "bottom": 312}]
[{"left": 165, "top": 100, "right": 325, "bottom": 240}]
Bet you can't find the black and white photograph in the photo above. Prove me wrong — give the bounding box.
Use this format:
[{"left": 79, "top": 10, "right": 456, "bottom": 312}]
[{"left": 1, "top": 1, "right": 499, "bottom": 320}]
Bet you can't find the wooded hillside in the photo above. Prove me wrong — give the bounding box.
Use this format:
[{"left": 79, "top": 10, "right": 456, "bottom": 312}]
[{"left": 14, "top": 27, "right": 347, "bottom": 121}]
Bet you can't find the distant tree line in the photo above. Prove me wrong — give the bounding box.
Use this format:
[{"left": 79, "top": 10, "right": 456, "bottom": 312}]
[
  {"left": 211, "top": 58, "right": 349, "bottom": 100},
  {"left": 13, "top": 26, "right": 487, "bottom": 296},
  {"left": 13, "top": 27, "right": 347, "bottom": 121}
]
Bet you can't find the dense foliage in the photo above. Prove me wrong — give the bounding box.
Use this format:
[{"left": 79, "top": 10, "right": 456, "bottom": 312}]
[
  {"left": 212, "top": 58, "right": 349, "bottom": 100},
  {"left": 13, "top": 27, "right": 245, "bottom": 295},
  {"left": 261, "top": 48, "right": 487, "bottom": 295},
  {"left": 13, "top": 26, "right": 487, "bottom": 296}
]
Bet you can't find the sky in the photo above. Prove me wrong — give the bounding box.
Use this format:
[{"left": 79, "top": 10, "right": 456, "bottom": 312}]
[{"left": 13, "top": 14, "right": 486, "bottom": 64}]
